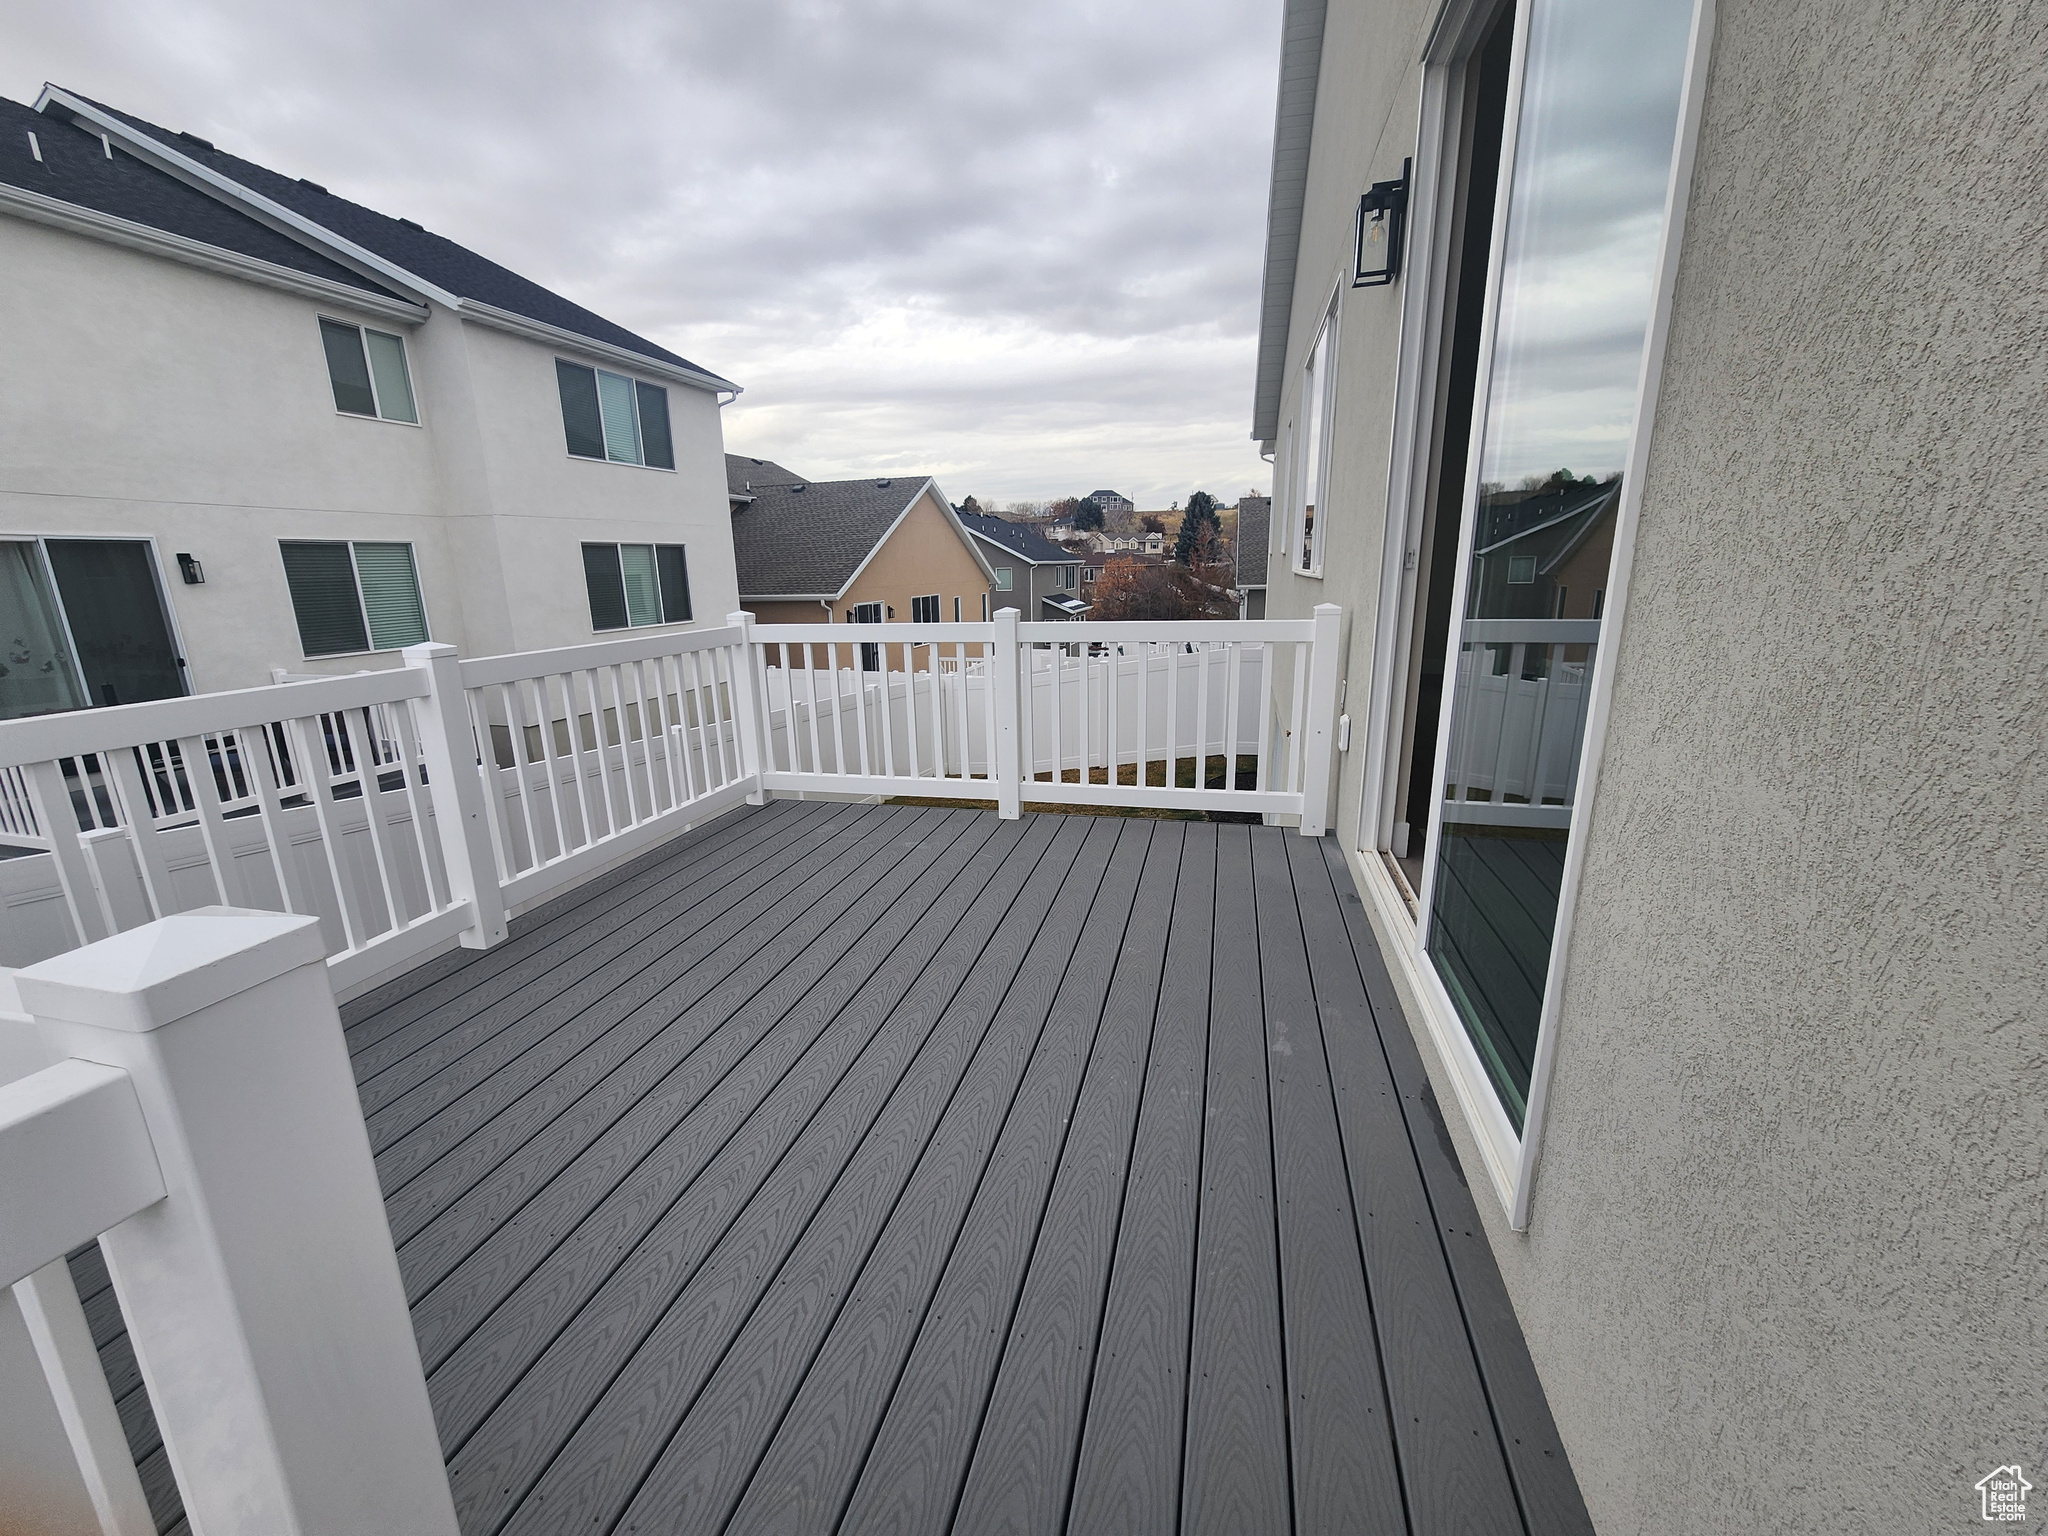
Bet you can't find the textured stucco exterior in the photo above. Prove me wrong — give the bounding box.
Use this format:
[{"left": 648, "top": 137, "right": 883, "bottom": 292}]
[
  {"left": 1264, "top": 0, "right": 2046, "bottom": 1530},
  {"left": 0, "top": 214, "right": 739, "bottom": 693}
]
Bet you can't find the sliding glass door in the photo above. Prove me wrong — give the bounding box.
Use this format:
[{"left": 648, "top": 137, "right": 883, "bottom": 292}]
[
  {"left": 0, "top": 539, "right": 185, "bottom": 720},
  {"left": 1421, "top": 0, "right": 1696, "bottom": 1128}
]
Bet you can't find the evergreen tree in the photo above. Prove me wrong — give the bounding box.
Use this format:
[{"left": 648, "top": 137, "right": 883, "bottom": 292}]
[{"left": 1174, "top": 490, "right": 1221, "bottom": 564}]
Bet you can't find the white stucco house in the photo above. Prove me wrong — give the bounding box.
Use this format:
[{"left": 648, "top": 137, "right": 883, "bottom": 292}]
[{"left": 0, "top": 85, "right": 741, "bottom": 718}]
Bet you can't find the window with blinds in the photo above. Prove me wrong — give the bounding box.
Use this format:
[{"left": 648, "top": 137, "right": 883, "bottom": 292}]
[
  {"left": 280, "top": 540, "right": 429, "bottom": 657},
  {"left": 319, "top": 319, "right": 418, "bottom": 423},
  {"left": 583, "top": 543, "right": 691, "bottom": 631},
  {"left": 556, "top": 362, "right": 675, "bottom": 470}
]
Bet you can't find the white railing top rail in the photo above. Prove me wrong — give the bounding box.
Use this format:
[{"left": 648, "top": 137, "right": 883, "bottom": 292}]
[
  {"left": 1017, "top": 618, "right": 1316, "bottom": 642},
  {"left": 0, "top": 668, "right": 430, "bottom": 766},
  {"left": 750, "top": 620, "right": 994, "bottom": 643},
  {"left": 457, "top": 622, "right": 744, "bottom": 689}
]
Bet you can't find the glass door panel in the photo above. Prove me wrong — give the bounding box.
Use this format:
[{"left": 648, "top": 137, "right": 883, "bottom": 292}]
[
  {"left": 1425, "top": 0, "right": 1695, "bottom": 1127},
  {"left": 44, "top": 540, "right": 187, "bottom": 708},
  {"left": 0, "top": 541, "right": 89, "bottom": 720}
]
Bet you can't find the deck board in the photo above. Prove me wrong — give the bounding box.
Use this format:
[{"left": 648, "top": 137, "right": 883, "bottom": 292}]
[
  {"left": 1181, "top": 825, "right": 1294, "bottom": 1532},
  {"left": 1318, "top": 840, "right": 1595, "bottom": 1536},
  {"left": 1254, "top": 830, "right": 1408, "bottom": 1533},
  {"left": 1064, "top": 823, "right": 1215, "bottom": 1535},
  {"left": 124, "top": 798, "right": 1597, "bottom": 1536},
  {"left": 947, "top": 822, "right": 1183, "bottom": 1536}
]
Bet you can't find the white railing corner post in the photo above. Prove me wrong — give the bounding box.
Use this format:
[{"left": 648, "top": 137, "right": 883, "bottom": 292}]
[
  {"left": 992, "top": 608, "right": 1022, "bottom": 819},
  {"left": 1300, "top": 603, "right": 1345, "bottom": 837},
  {"left": 726, "top": 612, "right": 770, "bottom": 805},
  {"left": 15, "top": 909, "right": 462, "bottom": 1536},
  {"left": 405, "top": 641, "right": 508, "bottom": 948}
]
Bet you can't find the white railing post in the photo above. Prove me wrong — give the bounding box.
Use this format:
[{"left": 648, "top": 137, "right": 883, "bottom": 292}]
[
  {"left": 15, "top": 908, "right": 463, "bottom": 1536},
  {"left": 992, "top": 608, "right": 1022, "bottom": 819},
  {"left": 1299, "top": 603, "right": 1345, "bottom": 837},
  {"left": 726, "top": 612, "right": 770, "bottom": 806},
  {"left": 405, "top": 641, "right": 508, "bottom": 949},
  {"left": 13, "top": 1257, "right": 160, "bottom": 1536}
]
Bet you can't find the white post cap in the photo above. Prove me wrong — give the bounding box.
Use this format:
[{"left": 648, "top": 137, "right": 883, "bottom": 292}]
[{"left": 16, "top": 908, "right": 326, "bottom": 1034}]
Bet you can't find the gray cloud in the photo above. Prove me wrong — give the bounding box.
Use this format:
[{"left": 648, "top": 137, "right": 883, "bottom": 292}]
[{"left": 7, "top": 0, "right": 1282, "bottom": 507}]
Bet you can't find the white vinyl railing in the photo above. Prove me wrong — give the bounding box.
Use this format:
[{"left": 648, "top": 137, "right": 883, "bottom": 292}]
[
  {"left": 745, "top": 606, "right": 1341, "bottom": 819},
  {"left": 0, "top": 606, "right": 1340, "bottom": 982}
]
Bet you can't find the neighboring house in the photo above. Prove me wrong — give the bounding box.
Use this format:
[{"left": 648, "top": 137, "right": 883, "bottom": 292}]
[
  {"left": 1249, "top": 1, "right": 2039, "bottom": 1531},
  {"left": 956, "top": 509, "right": 1087, "bottom": 620},
  {"left": 1234, "top": 494, "right": 1269, "bottom": 618},
  {"left": 726, "top": 455, "right": 996, "bottom": 655},
  {"left": 0, "top": 87, "right": 741, "bottom": 717},
  {"left": 1085, "top": 489, "right": 1134, "bottom": 515}
]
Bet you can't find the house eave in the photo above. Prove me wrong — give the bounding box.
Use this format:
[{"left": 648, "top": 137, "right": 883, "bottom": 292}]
[
  {"left": 35, "top": 84, "right": 739, "bottom": 396},
  {"left": 0, "top": 180, "right": 429, "bottom": 324},
  {"left": 1250, "top": 0, "right": 1331, "bottom": 443}
]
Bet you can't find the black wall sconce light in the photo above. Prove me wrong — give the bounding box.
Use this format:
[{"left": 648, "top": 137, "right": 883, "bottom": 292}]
[
  {"left": 176, "top": 552, "right": 206, "bottom": 585},
  {"left": 1352, "top": 158, "right": 1411, "bottom": 287}
]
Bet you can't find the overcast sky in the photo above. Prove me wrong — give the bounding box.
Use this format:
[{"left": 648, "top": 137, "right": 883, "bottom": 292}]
[{"left": 7, "top": 0, "right": 1281, "bottom": 510}]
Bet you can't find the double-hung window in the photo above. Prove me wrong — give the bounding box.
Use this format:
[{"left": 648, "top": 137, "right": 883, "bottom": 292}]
[
  {"left": 320, "top": 319, "right": 417, "bottom": 423},
  {"left": 556, "top": 361, "right": 675, "bottom": 469},
  {"left": 583, "top": 542, "right": 691, "bottom": 630},
  {"left": 280, "top": 540, "right": 429, "bottom": 657}
]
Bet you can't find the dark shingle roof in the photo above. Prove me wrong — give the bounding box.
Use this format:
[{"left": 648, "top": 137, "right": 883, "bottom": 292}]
[
  {"left": 725, "top": 454, "right": 811, "bottom": 497},
  {"left": 0, "top": 98, "right": 400, "bottom": 297},
  {"left": 957, "top": 510, "right": 1080, "bottom": 566},
  {"left": 733, "top": 476, "right": 937, "bottom": 598},
  {"left": 41, "top": 88, "right": 730, "bottom": 384},
  {"left": 1236, "top": 495, "right": 1270, "bottom": 586}
]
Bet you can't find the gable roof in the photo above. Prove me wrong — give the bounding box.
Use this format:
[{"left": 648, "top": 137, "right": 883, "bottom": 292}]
[
  {"left": 733, "top": 475, "right": 993, "bottom": 599},
  {"left": 0, "top": 97, "right": 415, "bottom": 310},
  {"left": 32, "top": 85, "right": 736, "bottom": 393},
  {"left": 1235, "top": 496, "right": 1271, "bottom": 587},
  {"left": 957, "top": 509, "right": 1081, "bottom": 566}
]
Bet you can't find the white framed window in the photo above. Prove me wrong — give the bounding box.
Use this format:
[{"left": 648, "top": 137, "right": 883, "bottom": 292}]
[
  {"left": 981, "top": 593, "right": 990, "bottom": 620},
  {"left": 280, "top": 540, "right": 428, "bottom": 657},
  {"left": 556, "top": 361, "right": 675, "bottom": 469},
  {"left": 320, "top": 318, "right": 417, "bottom": 424},
  {"left": 582, "top": 542, "right": 691, "bottom": 631},
  {"left": 1294, "top": 295, "right": 1339, "bottom": 576},
  {"left": 994, "top": 566, "right": 1014, "bottom": 592},
  {"left": 910, "top": 594, "right": 941, "bottom": 624},
  {"left": 953, "top": 596, "right": 961, "bottom": 621}
]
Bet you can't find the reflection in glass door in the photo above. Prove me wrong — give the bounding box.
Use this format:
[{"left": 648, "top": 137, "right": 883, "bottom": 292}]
[{"left": 1422, "top": 0, "right": 1696, "bottom": 1127}]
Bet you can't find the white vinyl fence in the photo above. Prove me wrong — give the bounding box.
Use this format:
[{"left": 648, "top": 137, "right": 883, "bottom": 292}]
[
  {"left": 0, "top": 606, "right": 1341, "bottom": 979},
  {"left": 1438, "top": 620, "right": 1598, "bottom": 830}
]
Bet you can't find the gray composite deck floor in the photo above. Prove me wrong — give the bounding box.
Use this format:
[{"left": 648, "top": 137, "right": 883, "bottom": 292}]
[{"left": 92, "top": 797, "right": 1595, "bottom": 1536}]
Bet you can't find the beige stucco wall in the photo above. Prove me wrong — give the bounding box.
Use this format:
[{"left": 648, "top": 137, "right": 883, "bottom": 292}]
[
  {"left": 839, "top": 488, "right": 990, "bottom": 628},
  {"left": 0, "top": 215, "right": 739, "bottom": 692},
  {"left": 1268, "top": 0, "right": 2046, "bottom": 1531}
]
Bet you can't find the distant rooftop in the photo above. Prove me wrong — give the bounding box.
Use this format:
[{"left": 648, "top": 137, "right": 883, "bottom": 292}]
[{"left": 957, "top": 509, "right": 1081, "bottom": 566}]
